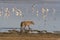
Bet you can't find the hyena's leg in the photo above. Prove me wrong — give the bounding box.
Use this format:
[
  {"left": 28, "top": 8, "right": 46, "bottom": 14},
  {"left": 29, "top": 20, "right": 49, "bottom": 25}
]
[
  {"left": 20, "top": 26, "right": 25, "bottom": 33},
  {"left": 20, "top": 27, "right": 23, "bottom": 32},
  {"left": 28, "top": 25, "right": 31, "bottom": 30}
]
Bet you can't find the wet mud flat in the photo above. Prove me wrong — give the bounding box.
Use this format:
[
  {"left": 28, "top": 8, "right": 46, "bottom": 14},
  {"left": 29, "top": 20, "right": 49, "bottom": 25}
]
[{"left": 0, "top": 33, "right": 60, "bottom": 40}]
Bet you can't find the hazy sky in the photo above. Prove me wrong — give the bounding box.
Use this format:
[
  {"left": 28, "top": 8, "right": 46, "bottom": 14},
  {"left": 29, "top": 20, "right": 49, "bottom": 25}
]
[{"left": 0, "top": 0, "right": 60, "bottom": 32}]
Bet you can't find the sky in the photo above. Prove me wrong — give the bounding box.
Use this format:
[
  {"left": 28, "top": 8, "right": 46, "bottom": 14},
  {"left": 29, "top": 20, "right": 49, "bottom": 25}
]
[{"left": 0, "top": 0, "right": 60, "bottom": 32}]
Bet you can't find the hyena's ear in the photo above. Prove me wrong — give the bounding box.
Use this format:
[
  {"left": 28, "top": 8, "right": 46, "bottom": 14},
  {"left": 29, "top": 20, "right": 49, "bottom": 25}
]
[{"left": 31, "top": 21, "right": 34, "bottom": 25}]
